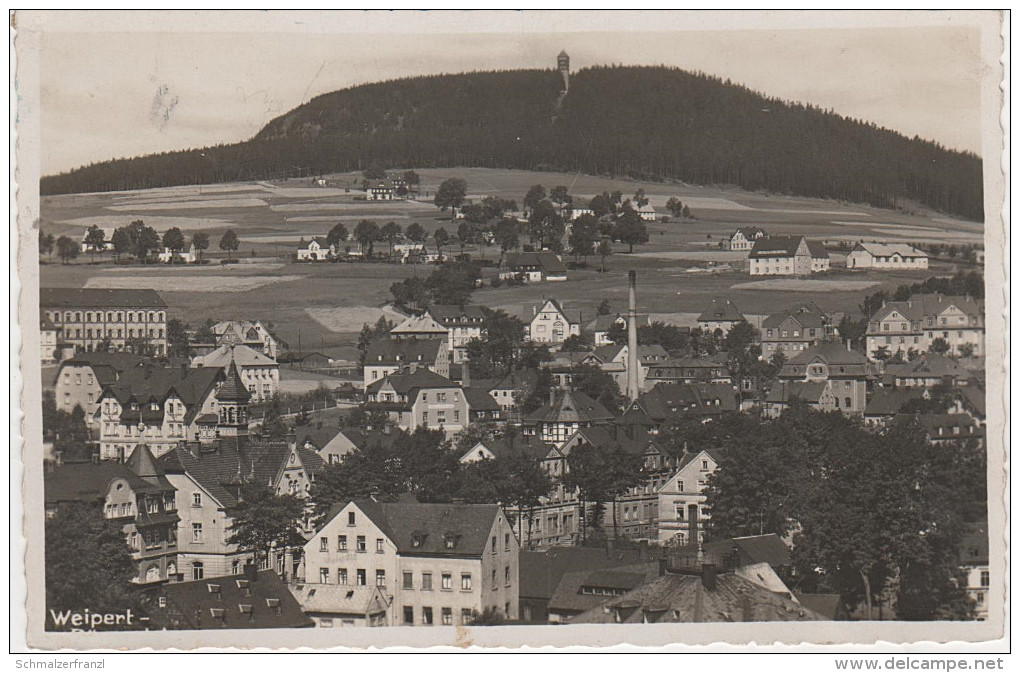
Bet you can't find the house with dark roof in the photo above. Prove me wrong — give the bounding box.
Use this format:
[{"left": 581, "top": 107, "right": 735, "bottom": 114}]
[
  {"left": 192, "top": 344, "right": 280, "bottom": 402},
  {"left": 587, "top": 343, "right": 669, "bottom": 393},
  {"left": 882, "top": 352, "right": 967, "bottom": 388},
  {"left": 584, "top": 312, "right": 649, "bottom": 347},
  {"left": 500, "top": 251, "right": 568, "bottom": 282},
  {"left": 768, "top": 343, "right": 873, "bottom": 417},
  {"left": 748, "top": 236, "right": 829, "bottom": 276},
  {"left": 487, "top": 368, "right": 540, "bottom": 413},
  {"left": 389, "top": 313, "right": 450, "bottom": 341},
  {"left": 696, "top": 300, "right": 746, "bottom": 334},
  {"left": 301, "top": 499, "right": 520, "bottom": 626},
  {"left": 863, "top": 387, "right": 930, "bottom": 427},
  {"left": 54, "top": 351, "right": 148, "bottom": 424},
  {"left": 457, "top": 434, "right": 553, "bottom": 465},
  {"left": 145, "top": 566, "right": 313, "bottom": 629},
  {"left": 727, "top": 227, "right": 768, "bottom": 251},
  {"left": 40, "top": 288, "right": 169, "bottom": 357},
  {"left": 644, "top": 357, "right": 732, "bottom": 387},
  {"left": 569, "top": 564, "right": 822, "bottom": 624},
  {"left": 547, "top": 563, "right": 661, "bottom": 623},
  {"left": 45, "top": 444, "right": 180, "bottom": 585},
  {"left": 865, "top": 294, "right": 984, "bottom": 361},
  {"left": 426, "top": 304, "right": 487, "bottom": 363},
  {"left": 958, "top": 523, "right": 989, "bottom": 620},
  {"left": 528, "top": 298, "right": 581, "bottom": 345},
  {"left": 656, "top": 448, "right": 723, "bottom": 545},
  {"left": 362, "top": 338, "right": 449, "bottom": 389},
  {"left": 464, "top": 385, "right": 503, "bottom": 422},
  {"left": 365, "top": 369, "right": 468, "bottom": 435},
  {"left": 893, "top": 413, "right": 983, "bottom": 447},
  {"left": 702, "top": 534, "right": 793, "bottom": 581},
  {"left": 210, "top": 320, "right": 287, "bottom": 359},
  {"left": 522, "top": 389, "right": 615, "bottom": 446},
  {"left": 760, "top": 302, "right": 835, "bottom": 360},
  {"left": 620, "top": 382, "right": 739, "bottom": 431}
]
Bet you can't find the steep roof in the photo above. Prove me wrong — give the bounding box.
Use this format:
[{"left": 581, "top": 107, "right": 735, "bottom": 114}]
[
  {"left": 631, "top": 382, "right": 738, "bottom": 420},
  {"left": 492, "top": 368, "right": 539, "bottom": 391},
  {"left": 193, "top": 343, "right": 277, "bottom": 368},
  {"left": 56, "top": 352, "right": 148, "bottom": 386},
  {"left": 869, "top": 294, "right": 983, "bottom": 323},
  {"left": 864, "top": 387, "right": 928, "bottom": 416},
  {"left": 44, "top": 459, "right": 169, "bottom": 507},
  {"left": 365, "top": 368, "right": 461, "bottom": 396},
  {"left": 427, "top": 304, "right": 486, "bottom": 324},
  {"left": 364, "top": 338, "right": 444, "bottom": 365},
  {"left": 100, "top": 366, "right": 224, "bottom": 424},
  {"left": 697, "top": 300, "right": 745, "bottom": 324},
  {"left": 290, "top": 584, "right": 389, "bottom": 617},
  {"left": 571, "top": 570, "right": 823, "bottom": 624},
  {"left": 784, "top": 342, "right": 869, "bottom": 367},
  {"left": 893, "top": 413, "right": 981, "bottom": 438},
  {"left": 321, "top": 501, "right": 504, "bottom": 557},
  {"left": 548, "top": 564, "right": 660, "bottom": 615},
  {"left": 854, "top": 242, "right": 927, "bottom": 258},
  {"left": 216, "top": 359, "right": 252, "bottom": 403},
  {"left": 732, "top": 227, "right": 767, "bottom": 239},
  {"left": 464, "top": 386, "right": 501, "bottom": 412},
  {"left": 519, "top": 546, "right": 650, "bottom": 600},
  {"left": 150, "top": 569, "right": 313, "bottom": 629},
  {"left": 703, "top": 534, "right": 791, "bottom": 570},
  {"left": 469, "top": 435, "right": 553, "bottom": 462},
  {"left": 504, "top": 251, "right": 567, "bottom": 274},
  {"left": 523, "top": 389, "right": 615, "bottom": 425},
  {"left": 884, "top": 353, "right": 965, "bottom": 380},
  {"left": 748, "top": 235, "right": 805, "bottom": 259},
  {"left": 805, "top": 240, "right": 830, "bottom": 259},
  {"left": 40, "top": 288, "right": 167, "bottom": 309},
  {"left": 762, "top": 303, "right": 829, "bottom": 330},
  {"left": 390, "top": 313, "right": 449, "bottom": 336}
]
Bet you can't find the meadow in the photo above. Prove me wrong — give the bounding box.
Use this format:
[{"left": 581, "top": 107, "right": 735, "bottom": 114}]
[{"left": 40, "top": 168, "right": 983, "bottom": 361}]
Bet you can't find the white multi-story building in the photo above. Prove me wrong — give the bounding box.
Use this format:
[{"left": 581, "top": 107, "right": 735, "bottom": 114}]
[
  {"left": 40, "top": 288, "right": 168, "bottom": 356},
  {"left": 865, "top": 294, "right": 984, "bottom": 361},
  {"left": 748, "top": 236, "right": 829, "bottom": 276},
  {"left": 528, "top": 299, "right": 581, "bottom": 344},
  {"left": 846, "top": 242, "right": 928, "bottom": 270}
]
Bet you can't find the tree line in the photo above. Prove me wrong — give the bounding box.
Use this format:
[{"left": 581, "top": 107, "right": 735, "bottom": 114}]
[{"left": 41, "top": 66, "right": 982, "bottom": 221}]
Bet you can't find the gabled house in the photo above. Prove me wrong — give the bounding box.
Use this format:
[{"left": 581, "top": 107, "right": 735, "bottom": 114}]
[
  {"left": 656, "top": 449, "right": 722, "bottom": 545},
  {"left": 191, "top": 344, "right": 280, "bottom": 402},
  {"left": 748, "top": 236, "right": 829, "bottom": 276},
  {"left": 500, "top": 252, "right": 568, "bottom": 283},
  {"left": 212, "top": 320, "right": 287, "bottom": 359},
  {"left": 522, "top": 389, "right": 615, "bottom": 446},
  {"left": 636, "top": 204, "right": 657, "bottom": 221},
  {"left": 760, "top": 303, "right": 835, "bottom": 360},
  {"left": 865, "top": 294, "right": 984, "bottom": 361},
  {"left": 863, "top": 387, "right": 930, "bottom": 427},
  {"left": 426, "top": 304, "right": 487, "bottom": 363},
  {"left": 893, "top": 413, "right": 984, "bottom": 447},
  {"left": 882, "top": 352, "right": 967, "bottom": 388},
  {"left": 620, "top": 382, "right": 739, "bottom": 430},
  {"left": 367, "top": 182, "right": 395, "bottom": 201},
  {"left": 362, "top": 338, "right": 449, "bottom": 388},
  {"left": 79, "top": 227, "right": 116, "bottom": 253},
  {"left": 485, "top": 368, "right": 540, "bottom": 414},
  {"left": 364, "top": 369, "right": 468, "bottom": 435},
  {"left": 584, "top": 313, "right": 649, "bottom": 347},
  {"left": 389, "top": 313, "right": 450, "bottom": 342},
  {"left": 297, "top": 237, "right": 336, "bottom": 262},
  {"left": 587, "top": 343, "right": 669, "bottom": 393},
  {"left": 45, "top": 443, "right": 180, "bottom": 585},
  {"left": 727, "top": 227, "right": 768, "bottom": 252},
  {"left": 770, "top": 342, "right": 873, "bottom": 417},
  {"left": 847, "top": 242, "right": 929, "bottom": 270},
  {"left": 457, "top": 434, "right": 552, "bottom": 465},
  {"left": 157, "top": 244, "right": 197, "bottom": 264},
  {"left": 528, "top": 299, "right": 581, "bottom": 345},
  {"left": 696, "top": 300, "right": 746, "bottom": 335},
  {"left": 290, "top": 583, "right": 390, "bottom": 628},
  {"left": 54, "top": 351, "right": 148, "bottom": 423},
  {"left": 301, "top": 500, "right": 520, "bottom": 625},
  {"left": 644, "top": 357, "right": 732, "bottom": 387},
  {"left": 547, "top": 563, "right": 661, "bottom": 624}
]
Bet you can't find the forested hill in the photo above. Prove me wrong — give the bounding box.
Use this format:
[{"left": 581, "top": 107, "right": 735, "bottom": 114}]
[{"left": 41, "top": 66, "right": 983, "bottom": 221}]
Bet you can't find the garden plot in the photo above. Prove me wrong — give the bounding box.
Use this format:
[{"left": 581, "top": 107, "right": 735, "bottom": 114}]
[
  {"left": 106, "top": 198, "right": 269, "bottom": 211},
  {"left": 55, "top": 215, "right": 238, "bottom": 231},
  {"left": 271, "top": 202, "right": 421, "bottom": 213},
  {"left": 85, "top": 274, "right": 302, "bottom": 292},
  {"left": 306, "top": 305, "right": 407, "bottom": 332},
  {"left": 632, "top": 250, "right": 749, "bottom": 262},
  {"left": 731, "top": 279, "right": 881, "bottom": 292}
]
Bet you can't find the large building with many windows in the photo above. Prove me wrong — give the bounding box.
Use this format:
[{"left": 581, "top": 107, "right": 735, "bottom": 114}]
[
  {"left": 40, "top": 288, "right": 169, "bottom": 357},
  {"left": 301, "top": 499, "right": 519, "bottom": 626},
  {"left": 865, "top": 294, "right": 985, "bottom": 361}
]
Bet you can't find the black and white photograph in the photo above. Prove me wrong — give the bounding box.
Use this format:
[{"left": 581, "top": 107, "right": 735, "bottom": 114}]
[{"left": 11, "top": 9, "right": 1008, "bottom": 654}]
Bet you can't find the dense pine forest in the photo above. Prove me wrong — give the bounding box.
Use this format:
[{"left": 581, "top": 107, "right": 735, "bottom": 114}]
[{"left": 41, "top": 66, "right": 983, "bottom": 221}]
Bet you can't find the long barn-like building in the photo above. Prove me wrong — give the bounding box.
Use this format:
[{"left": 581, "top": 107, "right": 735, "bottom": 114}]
[{"left": 40, "top": 288, "right": 169, "bottom": 357}]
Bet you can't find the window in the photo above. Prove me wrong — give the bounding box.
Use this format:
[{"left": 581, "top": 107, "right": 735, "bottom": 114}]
[
  {"left": 356, "top": 536, "right": 366, "bottom": 552},
  {"left": 376, "top": 538, "right": 385, "bottom": 553},
  {"left": 422, "top": 607, "right": 434, "bottom": 625},
  {"left": 504, "top": 533, "right": 510, "bottom": 551},
  {"left": 441, "top": 573, "right": 452, "bottom": 590},
  {"left": 320, "top": 537, "right": 329, "bottom": 552},
  {"left": 422, "top": 573, "right": 433, "bottom": 591},
  {"left": 701, "top": 459, "right": 709, "bottom": 470},
  {"left": 348, "top": 511, "right": 356, "bottom": 525},
  {"left": 232, "top": 560, "right": 240, "bottom": 575},
  {"left": 980, "top": 571, "right": 990, "bottom": 588},
  {"left": 403, "top": 606, "right": 414, "bottom": 625},
  {"left": 319, "top": 568, "right": 330, "bottom": 583},
  {"left": 461, "top": 608, "right": 473, "bottom": 624},
  {"left": 338, "top": 535, "right": 347, "bottom": 551},
  {"left": 505, "top": 566, "right": 511, "bottom": 587},
  {"left": 491, "top": 569, "right": 497, "bottom": 589},
  {"left": 338, "top": 568, "right": 348, "bottom": 585},
  {"left": 845, "top": 397, "right": 852, "bottom": 408},
  {"left": 442, "top": 608, "right": 453, "bottom": 625},
  {"left": 192, "top": 523, "right": 203, "bottom": 543},
  {"left": 403, "top": 572, "right": 414, "bottom": 590},
  {"left": 491, "top": 536, "right": 497, "bottom": 553},
  {"left": 356, "top": 569, "right": 366, "bottom": 586},
  {"left": 376, "top": 570, "right": 386, "bottom": 587},
  {"left": 461, "top": 573, "right": 472, "bottom": 591},
  {"left": 192, "top": 562, "right": 204, "bottom": 581}
]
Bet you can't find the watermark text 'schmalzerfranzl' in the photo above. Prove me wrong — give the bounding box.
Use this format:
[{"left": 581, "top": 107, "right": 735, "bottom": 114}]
[
  {"left": 15, "top": 661, "right": 105, "bottom": 669},
  {"left": 835, "top": 658, "right": 1005, "bottom": 671}
]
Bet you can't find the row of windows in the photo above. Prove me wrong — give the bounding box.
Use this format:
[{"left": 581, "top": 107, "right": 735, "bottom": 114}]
[
  {"left": 402, "top": 571, "right": 473, "bottom": 591},
  {"left": 317, "top": 567, "right": 380, "bottom": 587},
  {"left": 48, "top": 310, "right": 166, "bottom": 324},
  {"left": 58, "top": 327, "right": 164, "bottom": 340},
  {"left": 319, "top": 534, "right": 381, "bottom": 553},
  {"left": 421, "top": 410, "right": 460, "bottom": 425},
  {"left": 404, "top": 605, "right": 473, "bottom": 626}
]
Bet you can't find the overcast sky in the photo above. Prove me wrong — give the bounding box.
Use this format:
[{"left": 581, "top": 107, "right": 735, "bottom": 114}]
[{"left": 38, "top": 21, "right": 985, "bottom": 176}]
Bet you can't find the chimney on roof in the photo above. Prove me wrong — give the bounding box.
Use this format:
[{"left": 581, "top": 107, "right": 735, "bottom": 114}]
[
  {"left": 180, "top": 363, "right": 188, "bottom": 379},
  {"left": 627, "top": 271, "right": 640, "bottom": 402},
  {"left": 741, "top": 593, "right": 754, "bottom": 622},
  {"left": 287, "top": 428, "right": 297, "bottom": 451},
  {"left": 702, "top": 563, "right": 717, "bottom": 591},
  {"left": 548, "top": 388, "right": 556, "bottom": 407},
  {"left": 462, "top": 362, "right": 470, "bottom": 389}
]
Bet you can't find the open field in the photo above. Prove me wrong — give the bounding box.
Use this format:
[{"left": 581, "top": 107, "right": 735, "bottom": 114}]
[{"left": 40, "top": 167, "right": 984, "bottom": 361}]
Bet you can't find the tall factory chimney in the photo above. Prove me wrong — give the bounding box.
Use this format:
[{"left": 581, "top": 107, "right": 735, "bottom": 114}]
[{"left": 627, "top": 270, "right": 640, "bottom": 401}]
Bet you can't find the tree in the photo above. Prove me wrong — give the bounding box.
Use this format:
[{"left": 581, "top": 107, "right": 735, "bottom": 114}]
[
  {"left": 166, "top": 318, "right": 191, "bottom": 358},
  {"left": 456, "top": 220, "right": 478, "bottom": 258},
  {"left": 39, "top": 231, "right": 55, "bottom": 259},
  {"left": 191, "top": 231, "right": 210, "bottom": 261},
  {"left": 389, "top": 276, "right": 430, "bottom": 313},
  {"left": 226, "top": 482, "right": 306, "bottom": 570},
  {"left": 433, "top": 178, "right": 468, "bottom": 218},
  {"left": 958, "top": 343, "right": 976, "bottom": 358},
  {"left": 194, "top": 318, "right": 217, "bottom": 345},
  {"left": 589, "top": 192, "right": 614, "bottom": 218},
  {"left": 549, "top": 185, "right": 572, "bottom": 214},
  {"left": 597, "top": 236, "right": 613, "bottom": 273},
  {"left": 528, "top": 199, "right": 565, "bottom": 252},
  {"left": 132, "top": 222, "right": 160, "bottom": 261},
  {"left": 354, "top": 219, "right": 380, "bottom": 258},
  {"left": 162, "top": 227, "right": 186, "bottom": 260},
  {"left": 357, "top": 316, "right": 396, "bottom": 365},
  {"left": 929, "top": 337, "right": 951, "bottom": 356},
  {"left": 493, "top": 218, "right": 520, "bottom": 254},
  {"left": 405, "top": 222, "right": 426, "bottom": 245},
  {"left": 597, "top": 298, "right": 612, "bottom": 316},
  {"left": 570, "top": 362, "right": 623, "bottom": 411},
  {"left": 362, "top": 165, "right": 387, "bottom": 181},
  {"left": 491, "top": 447, "right": 554, "bottom": 542},
  {"left": 259, "top": 397, "right": 291, "bottom": 439},
  {"left": 433, "top": 226, "right": 450, "bottom": 260},
  {"left": 425, "top": 264, "right": 479, "bottom": 305},
  {"left": 614, "top": 207, "right": 649, "bottom": 253},
  {"left": 326, "top": 222, "right": 349, "bottom": 250},
  {"left": 633, "top": 188, "right": 649, "bottom": 208},
  {"left": 723, "top": 320, "right": 759, "bottom": 361},
  {"left": 45, "top": 403, "right": 93, "bottom": 461},
  {"left": 872, "top": 345, "right": 892, "bottom": 362},
  {"left": 402, "top": 170, "right": 421, "bottom": 191},
  {"left": 666, "top": 197, "right": 684, "bottom": 218},
  {"left": 568, "top": 213, "right": 598, "bottom": 262},
  {"left": 84, "top": 225, "right": 107, "bottom": 261},
  {"left": 219, "top": 229, "right": 240, "bottom": 261},
  {"left": 560, "top": 333, "right": 594, "bottom": 353},
  {"left": 682, "top": 205, "right": 691, "bottom": 219},
  {"left": 563, "top": 442, "right": 644, "bottom": 542},
  {"left": 380, "top": 221, "right": 402, "bottom": 258},
  {"left": 111, "top": 227, "right": 133, "bottom": 261},
  {"left": 481, "top": 196, "right": 517, "bottom": 221},
  {"left": 45, "top": 506, "right": 141, "bottom": 628},
  {"left": 56, "top": 236, "right": 79, "bottom": 264},
  {"left": 523, "top": 184, "right": 546, "bottom": 216},
  {"left": 463, "top": 308, "right": 528, "bottom": 377}
]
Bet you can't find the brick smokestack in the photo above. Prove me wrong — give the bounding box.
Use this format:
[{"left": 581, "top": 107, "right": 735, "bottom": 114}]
[{"left": 627, "top": 270, "right": 640, "bottom": 401}]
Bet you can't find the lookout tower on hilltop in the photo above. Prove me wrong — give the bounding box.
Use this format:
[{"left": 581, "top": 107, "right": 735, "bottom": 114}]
[{"left": 558, "top": 50, "right": 570, "bottom": 92}]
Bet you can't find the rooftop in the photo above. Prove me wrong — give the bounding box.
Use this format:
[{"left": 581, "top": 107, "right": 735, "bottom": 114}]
[{"left": 40, "top": 288, "right": 167, "bottom": 309}]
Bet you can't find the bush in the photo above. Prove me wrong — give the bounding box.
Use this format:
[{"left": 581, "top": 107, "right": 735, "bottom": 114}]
[
  {"left": 220, "top": 258, "right": 240, "bottom": 265},
  {"left": 490, "top": 277, "right": 503, "bottom": 288}
]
